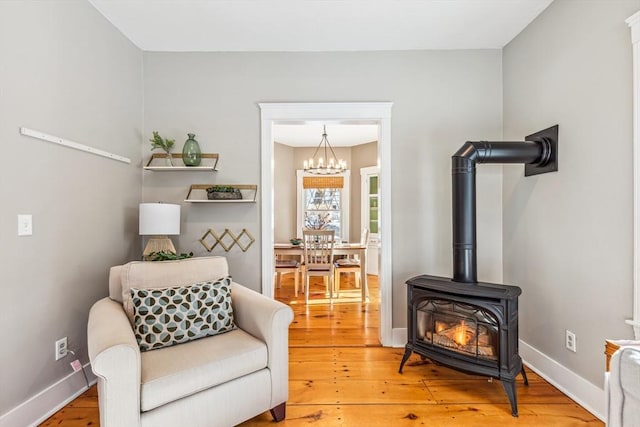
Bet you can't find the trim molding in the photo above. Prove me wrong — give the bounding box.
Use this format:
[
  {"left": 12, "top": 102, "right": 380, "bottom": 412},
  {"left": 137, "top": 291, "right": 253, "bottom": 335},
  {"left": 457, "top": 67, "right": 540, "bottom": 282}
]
[
  {"left": 519, "top": 340, "right": 604, "bottom": 421},
  {"left": 0, "top": 364, "right": 97, "bottom": 427},
  {"left": 392, "top": 327, "right": 407, "bottom": 348},
  {"left": 628, "top": 10, "right": 640, "bottom": 339},
  {"left": 259, "top": 102, "right": 394, "bottom": 346}
]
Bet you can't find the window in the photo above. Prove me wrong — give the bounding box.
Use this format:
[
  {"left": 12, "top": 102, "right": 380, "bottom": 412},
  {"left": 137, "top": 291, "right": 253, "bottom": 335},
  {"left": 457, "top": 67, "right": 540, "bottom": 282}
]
[
  {"left": 304, "top": 188, "right": 343, "bottom": 235},
  {"left": 297, "top": 171, "right": 350, "bottom": 241}
]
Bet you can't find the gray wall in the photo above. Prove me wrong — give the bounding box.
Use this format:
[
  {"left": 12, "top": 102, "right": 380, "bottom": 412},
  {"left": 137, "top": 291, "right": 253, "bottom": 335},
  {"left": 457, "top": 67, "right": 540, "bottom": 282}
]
[
  {"left": 503, "top": 0, "right": 638, "bottom": 387},
  {"left": 274, "top": 142, "right": 296, "bottom": 242},
  {"left": 0, "top": 0, "right": 142, "bottom": 417},
  {"left": 142, "top": 50, "right": 504, "bottom": 326},
  {"left": 7, "top": 0, "right": 635, "bottom": 419}
]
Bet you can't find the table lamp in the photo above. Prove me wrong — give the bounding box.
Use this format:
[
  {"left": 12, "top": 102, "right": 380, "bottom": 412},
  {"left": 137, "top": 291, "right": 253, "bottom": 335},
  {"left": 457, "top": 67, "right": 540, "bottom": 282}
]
[{"left": 139, "top": 202, "right": 180, "bottom": 260}]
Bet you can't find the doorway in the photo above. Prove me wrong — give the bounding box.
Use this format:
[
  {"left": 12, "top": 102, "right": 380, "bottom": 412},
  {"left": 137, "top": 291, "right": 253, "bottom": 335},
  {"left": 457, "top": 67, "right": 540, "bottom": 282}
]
[{"left": 259, "top": 102, "right": 393, "bottom": 346}]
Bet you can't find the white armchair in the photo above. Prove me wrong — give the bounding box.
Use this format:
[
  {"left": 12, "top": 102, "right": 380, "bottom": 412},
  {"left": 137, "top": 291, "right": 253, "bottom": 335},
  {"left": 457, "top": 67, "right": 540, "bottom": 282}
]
[
  {"left": 87, "top": 256, "right": 294, "bottom": 427},
  {"left": 605, "top": 341, "right": 640, "bottom": 427}
]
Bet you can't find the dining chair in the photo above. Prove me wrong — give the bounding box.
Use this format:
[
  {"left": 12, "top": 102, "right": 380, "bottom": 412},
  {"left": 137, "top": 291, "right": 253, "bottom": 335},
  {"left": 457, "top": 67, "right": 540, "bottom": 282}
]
[
  {"left": 274, "top": 254, "right": 301, "bottom": 297},
  {"left": 302, "top": 229, "right": 336, "bottom": 305},
  {"left": 334, "top": 228, "right": 369, "bottom": 297}
]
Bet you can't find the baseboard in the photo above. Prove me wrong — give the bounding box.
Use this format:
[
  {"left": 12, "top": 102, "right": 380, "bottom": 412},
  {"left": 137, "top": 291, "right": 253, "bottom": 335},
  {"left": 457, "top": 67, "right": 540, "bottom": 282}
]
[
  {"left": 519, "top": 339, "right": 604, "bottom": 421},
  {"left": 391, "top": 327, "right": 407, "bottom": 348},
  {"left": 0, "top": 364, "right": 97, "bottom": 427}
]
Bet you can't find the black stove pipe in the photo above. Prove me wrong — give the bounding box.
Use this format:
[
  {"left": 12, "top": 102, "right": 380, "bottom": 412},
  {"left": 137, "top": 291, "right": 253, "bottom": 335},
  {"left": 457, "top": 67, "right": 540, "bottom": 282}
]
[{"left": 452, "top": 140, "right": 552, "bottom": 283}]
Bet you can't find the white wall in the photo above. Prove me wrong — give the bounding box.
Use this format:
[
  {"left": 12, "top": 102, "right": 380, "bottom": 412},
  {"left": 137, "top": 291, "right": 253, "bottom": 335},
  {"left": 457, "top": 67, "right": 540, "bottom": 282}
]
[
  {"left": 503, "top": 0, "right": 638, "bottom": 387},
  {"left": 0, "top": 0, "right": 142, "bottom": 420},
  {"left": 142, "top": 50, "right": 504, "bottom": 325}
]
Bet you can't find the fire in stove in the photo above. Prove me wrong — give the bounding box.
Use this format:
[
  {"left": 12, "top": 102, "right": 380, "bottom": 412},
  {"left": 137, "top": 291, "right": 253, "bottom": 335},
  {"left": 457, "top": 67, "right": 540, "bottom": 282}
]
[
  {"left": 430, "top": 321, "right": 495, "bottom": 357},
  {"left": 418, "top": 300, "right": 498, "bottom": 360}
]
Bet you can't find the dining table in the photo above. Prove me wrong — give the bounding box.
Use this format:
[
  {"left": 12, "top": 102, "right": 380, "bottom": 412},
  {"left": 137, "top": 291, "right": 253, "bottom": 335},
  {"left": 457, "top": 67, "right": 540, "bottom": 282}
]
[{"left": 274, "top": 242, "right": 368, "bottom": 302}]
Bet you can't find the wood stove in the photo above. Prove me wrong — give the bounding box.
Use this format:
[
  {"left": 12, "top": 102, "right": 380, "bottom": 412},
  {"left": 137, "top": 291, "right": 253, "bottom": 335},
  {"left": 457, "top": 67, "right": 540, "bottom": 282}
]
[
  {"left": 399, "top": 275, "right": 527, "bottom": 416},
  {"left": 399, "top": 126, "right": 559, "bottom": 417}
]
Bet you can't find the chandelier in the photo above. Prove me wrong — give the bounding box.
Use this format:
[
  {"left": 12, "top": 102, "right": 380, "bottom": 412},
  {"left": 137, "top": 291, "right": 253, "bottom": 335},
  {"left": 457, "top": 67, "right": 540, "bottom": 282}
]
[{"left": 303, "top": 126, "right": 347, "bottom": 175}]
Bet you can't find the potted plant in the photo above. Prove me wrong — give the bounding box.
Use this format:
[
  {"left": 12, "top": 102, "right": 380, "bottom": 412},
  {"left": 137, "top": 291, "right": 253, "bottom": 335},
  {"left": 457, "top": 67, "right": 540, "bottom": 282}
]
[
  {"left": 206, "top": 185, "right": 243, "bottom": 200},
  {"left": 147, "top": 251, "right": 194, "bottom": 261},
  {"left": 149, "top": 131, "right": 176, "bottom": 166}
]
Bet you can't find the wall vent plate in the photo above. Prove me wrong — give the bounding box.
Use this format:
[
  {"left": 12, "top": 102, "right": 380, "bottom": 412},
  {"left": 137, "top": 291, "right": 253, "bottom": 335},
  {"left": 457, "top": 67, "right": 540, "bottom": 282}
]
[{"left": 525, "top": 125, "right": 559, "bottom": 177}]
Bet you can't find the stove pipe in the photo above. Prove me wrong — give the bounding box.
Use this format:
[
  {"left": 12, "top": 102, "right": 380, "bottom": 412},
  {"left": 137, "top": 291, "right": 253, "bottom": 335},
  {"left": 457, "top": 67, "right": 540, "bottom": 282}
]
[{"left": 452, "top": 131, "right": 557, "bottom": 283}]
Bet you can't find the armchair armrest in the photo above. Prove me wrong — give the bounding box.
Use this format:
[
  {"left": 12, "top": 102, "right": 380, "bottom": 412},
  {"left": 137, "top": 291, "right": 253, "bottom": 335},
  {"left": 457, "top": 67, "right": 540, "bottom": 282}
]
[
  {"left": 87, "top": 297, "right": 141, "bottom": 427},
  {"left": 231, "top": 283, "right": 294, "bottom": 408},
  {"left": 607, "top": 346, "right": 640, "bottom": 427}
]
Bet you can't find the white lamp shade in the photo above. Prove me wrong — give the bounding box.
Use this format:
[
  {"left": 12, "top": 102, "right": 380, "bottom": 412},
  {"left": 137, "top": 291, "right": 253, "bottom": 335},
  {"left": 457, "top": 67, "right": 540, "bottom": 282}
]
[{"left": 139, "top": 203, "right": 180, "bottom": 236}]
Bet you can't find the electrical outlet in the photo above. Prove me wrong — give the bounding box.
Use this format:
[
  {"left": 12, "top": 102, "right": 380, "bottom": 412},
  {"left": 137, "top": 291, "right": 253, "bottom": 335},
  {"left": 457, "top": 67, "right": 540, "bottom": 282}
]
[
  {"left": 565, "top": 330, "right": 577, "bottom": 353},
  {"left": 55, "top": 337, "right": 68, "bottom": 361}
]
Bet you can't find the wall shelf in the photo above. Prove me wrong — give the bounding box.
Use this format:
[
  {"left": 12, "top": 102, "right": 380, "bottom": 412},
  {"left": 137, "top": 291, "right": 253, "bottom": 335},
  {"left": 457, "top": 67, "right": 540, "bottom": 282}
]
[
  {"left": 185, "top": 184, "right": 257, "bottom": 203},
  {"left": 144, "top": 153, "right": 219, "bottom": 171}
]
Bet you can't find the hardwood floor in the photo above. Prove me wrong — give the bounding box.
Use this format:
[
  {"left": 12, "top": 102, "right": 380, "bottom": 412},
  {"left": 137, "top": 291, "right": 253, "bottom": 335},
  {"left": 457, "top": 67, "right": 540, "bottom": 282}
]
[{"left": 41, "top": 274, "right": 602, "bottom": 426}]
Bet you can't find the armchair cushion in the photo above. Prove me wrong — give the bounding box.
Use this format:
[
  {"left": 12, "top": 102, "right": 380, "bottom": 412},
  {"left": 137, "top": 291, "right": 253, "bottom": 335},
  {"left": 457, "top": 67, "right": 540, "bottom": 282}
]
[
  {"left": 131, "top": 277, "right": 236, "bottom": 352},
  {"left": 140, "top": 328, "right": 267, "bottom": 412}
]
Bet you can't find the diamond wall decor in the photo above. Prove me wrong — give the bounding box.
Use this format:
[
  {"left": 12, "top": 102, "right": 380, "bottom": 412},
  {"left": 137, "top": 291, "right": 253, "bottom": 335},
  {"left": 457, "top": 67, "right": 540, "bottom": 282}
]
[{"left": 199, "top": 228, "right": 255, "bottom": 253}]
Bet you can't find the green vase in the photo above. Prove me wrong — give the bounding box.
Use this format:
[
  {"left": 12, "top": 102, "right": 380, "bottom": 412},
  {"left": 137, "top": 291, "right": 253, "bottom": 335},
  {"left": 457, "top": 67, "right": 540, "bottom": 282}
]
[{"left": 182, "top": 133, "right": 202, "bottom": 166}]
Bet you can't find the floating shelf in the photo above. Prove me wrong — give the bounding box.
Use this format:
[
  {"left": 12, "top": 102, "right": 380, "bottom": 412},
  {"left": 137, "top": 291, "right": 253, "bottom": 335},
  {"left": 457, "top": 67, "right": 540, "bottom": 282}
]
[
  {"left": 185, "top": 184, "right": 257, "bottom": 203},
  {"left": 144, "top": 153, "right": 219, "bottom": 171}
]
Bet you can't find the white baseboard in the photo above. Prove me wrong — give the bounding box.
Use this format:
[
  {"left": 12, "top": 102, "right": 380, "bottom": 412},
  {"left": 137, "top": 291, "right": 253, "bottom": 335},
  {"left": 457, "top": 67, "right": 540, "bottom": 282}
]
[
  {"left": 392, "top": 327, "right": 407, "bottom": 348},
  {"left": 0, "top": 364, "right": 97, "bottom": 427},
  {"left": 519, "top": 339, "right": 604, "bottom": 421}
]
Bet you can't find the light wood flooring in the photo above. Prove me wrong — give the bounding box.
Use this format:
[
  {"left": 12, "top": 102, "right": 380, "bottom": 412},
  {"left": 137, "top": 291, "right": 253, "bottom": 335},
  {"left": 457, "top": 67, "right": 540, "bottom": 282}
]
[{"left": 41, "top": 274, "right": 602, "bottom": 426}]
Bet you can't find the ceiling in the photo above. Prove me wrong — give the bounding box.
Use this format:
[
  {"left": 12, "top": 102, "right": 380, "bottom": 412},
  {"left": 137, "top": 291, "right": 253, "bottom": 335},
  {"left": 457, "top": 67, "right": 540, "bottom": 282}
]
[
  {"left": 274, "top": 124, "right": 378, "bottom": 147},
  {"left": 87, "top": 0, "right": 553, "bottom": 52},
  {"left": 87, "top": 1, "right": 553, "bottom": 146}
]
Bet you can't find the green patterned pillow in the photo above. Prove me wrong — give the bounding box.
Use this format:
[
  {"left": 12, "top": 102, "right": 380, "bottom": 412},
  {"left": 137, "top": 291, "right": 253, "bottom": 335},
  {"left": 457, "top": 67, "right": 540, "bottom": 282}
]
[{"left": 131, "top": 277, "right": 236, "bottom": 352}]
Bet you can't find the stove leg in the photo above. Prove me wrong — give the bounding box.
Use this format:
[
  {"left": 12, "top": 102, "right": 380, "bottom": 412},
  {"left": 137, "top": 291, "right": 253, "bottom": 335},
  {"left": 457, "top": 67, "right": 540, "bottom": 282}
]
[
  {"left": 398, "top": 347, "right": 412, "bottom": 373},
  {"left": 521, "top": 366, "right": 529, "bottom": 386},
  {"left": 501, "top": 379, "right": 519, "bottom": 417}
]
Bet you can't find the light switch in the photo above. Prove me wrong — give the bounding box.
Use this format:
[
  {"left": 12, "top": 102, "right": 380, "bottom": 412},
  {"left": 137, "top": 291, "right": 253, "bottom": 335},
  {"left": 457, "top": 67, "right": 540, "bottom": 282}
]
[{"left": 18, "top": 214, "right": 32, "bottom": 236}]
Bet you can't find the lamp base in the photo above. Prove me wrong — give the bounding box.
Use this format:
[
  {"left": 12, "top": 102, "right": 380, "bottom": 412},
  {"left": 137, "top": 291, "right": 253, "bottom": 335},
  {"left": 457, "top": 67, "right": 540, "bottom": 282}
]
[{"left": 142, "top": 236, "right": 176, "bottom": 260}]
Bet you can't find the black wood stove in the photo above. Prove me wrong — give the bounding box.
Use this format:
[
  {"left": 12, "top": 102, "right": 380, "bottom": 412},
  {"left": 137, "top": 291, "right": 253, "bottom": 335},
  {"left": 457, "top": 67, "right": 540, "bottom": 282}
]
[{"left": 398, "top": 126, "right": 559, "bottom": 417}]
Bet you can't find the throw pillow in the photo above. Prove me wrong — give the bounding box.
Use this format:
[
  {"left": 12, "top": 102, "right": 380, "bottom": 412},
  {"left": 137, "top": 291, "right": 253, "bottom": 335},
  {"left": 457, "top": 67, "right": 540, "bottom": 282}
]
[
  {"left": 131, "top": 277, "right": 236, "bottom": 352},
  {"left": 120, "top": 256, "right": 230, "bottom": 323}
]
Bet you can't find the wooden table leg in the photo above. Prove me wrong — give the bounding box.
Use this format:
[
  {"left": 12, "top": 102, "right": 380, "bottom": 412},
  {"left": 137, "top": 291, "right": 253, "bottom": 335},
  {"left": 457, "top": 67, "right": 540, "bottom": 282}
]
[{"left": 361, "top": 248, "right": 368, "bottom": 302}]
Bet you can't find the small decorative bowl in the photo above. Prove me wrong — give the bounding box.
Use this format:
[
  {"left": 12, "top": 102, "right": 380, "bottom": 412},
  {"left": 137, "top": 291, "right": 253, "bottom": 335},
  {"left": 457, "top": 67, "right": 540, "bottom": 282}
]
[{"left": 290, "top": 238, "right": 302, "bottom": 246}]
